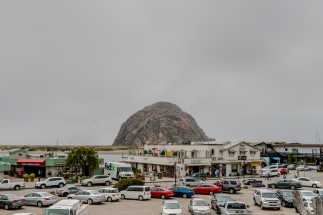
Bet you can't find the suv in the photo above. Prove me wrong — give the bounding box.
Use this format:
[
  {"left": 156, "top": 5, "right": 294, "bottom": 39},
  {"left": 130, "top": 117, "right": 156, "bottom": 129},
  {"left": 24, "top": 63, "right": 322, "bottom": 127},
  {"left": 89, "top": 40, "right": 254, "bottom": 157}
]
[
  {"left": 253, "top": 189, "right": 281, "bottom": 210},
  {"left": 120, "top": 186, "right": 151, "bottom": 201},
  {"left": 35, "top": 177, "right": 65, "bottom": 189},
  {"left": 81, "top": 175, "right": 112, "bottom": 187},
  {"left": 221, "top": 179, "right": 241, "bottom": 194},
  {"left": 220, "top": 201, "right": 251, "bottom": 215}
]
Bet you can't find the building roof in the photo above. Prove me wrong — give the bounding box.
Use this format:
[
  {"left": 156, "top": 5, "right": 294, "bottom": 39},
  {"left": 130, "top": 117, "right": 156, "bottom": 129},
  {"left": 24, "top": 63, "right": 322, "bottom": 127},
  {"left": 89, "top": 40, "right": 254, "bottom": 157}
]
[{"left": 220, "top": 142, "right": 260, "bottom": 152}]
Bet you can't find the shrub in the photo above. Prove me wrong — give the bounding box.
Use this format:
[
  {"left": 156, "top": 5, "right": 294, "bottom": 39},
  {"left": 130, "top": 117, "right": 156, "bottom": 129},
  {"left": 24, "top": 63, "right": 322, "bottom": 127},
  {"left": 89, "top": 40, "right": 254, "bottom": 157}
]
[
  {"left": 23, "top": 174, "right": 29, "bottom": 182},
  {"left": 29, "top": 173, "right": 35, "bottom": 182},
  {"left": 113, "top": 178, "right": 144, "bottom": 191}
]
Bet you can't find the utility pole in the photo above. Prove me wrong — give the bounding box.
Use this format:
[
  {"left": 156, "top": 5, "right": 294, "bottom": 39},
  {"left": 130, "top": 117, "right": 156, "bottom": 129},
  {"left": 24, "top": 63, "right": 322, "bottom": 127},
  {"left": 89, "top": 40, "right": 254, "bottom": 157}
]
[{"left": 174, "top": 162, "right": 177, "bottom": 187}]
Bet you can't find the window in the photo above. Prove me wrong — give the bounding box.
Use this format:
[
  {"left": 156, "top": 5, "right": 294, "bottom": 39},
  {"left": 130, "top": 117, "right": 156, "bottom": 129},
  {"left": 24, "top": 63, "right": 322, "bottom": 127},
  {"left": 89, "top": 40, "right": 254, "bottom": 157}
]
[
  {"left": 250, "top": 151, "right": 256, "bottom": 157},
  {"left": 239, "top": 151, "right": 246, "bottom": 155},
  {"left": 144, "top": 187, "right": 150, "bottom": 192},
  {"left": 229, "top": 152, "right": 235, "bottom": 157}
]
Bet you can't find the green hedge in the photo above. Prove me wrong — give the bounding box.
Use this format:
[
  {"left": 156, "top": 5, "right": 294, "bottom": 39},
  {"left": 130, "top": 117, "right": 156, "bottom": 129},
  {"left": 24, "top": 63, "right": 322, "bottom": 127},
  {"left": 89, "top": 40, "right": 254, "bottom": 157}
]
[{"left": 113, "top": 178, "right": 145, "bottom": 191}]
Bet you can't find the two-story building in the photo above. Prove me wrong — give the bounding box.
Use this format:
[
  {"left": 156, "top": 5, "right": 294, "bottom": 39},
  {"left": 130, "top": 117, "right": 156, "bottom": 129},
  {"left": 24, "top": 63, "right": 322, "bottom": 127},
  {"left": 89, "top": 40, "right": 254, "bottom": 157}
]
[{"left": 121, "top": 141, "right": 262, "bottom": 177}]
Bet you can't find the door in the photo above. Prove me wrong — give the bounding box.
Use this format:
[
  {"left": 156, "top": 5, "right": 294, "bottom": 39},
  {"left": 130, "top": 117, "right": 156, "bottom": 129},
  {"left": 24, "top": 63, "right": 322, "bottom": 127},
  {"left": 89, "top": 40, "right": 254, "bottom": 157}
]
[
  {"left": 0, "top": 179, "right": 9, "bottom": 189},
  {"left": 298, "top": 178, "right": 310, "bottom": 186}
]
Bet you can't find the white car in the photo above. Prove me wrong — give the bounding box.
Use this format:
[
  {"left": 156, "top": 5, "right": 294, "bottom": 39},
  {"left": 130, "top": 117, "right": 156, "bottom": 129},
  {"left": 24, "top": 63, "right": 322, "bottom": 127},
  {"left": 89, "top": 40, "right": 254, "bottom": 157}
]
[
  {"left": 253, "top": 189, "right": 281, "bottom": 210},
  {"left": 35, "top": 177, "right": 65, "bottom": 189},
  {"left": 120, "top": 186, "right": 151, "bottom": 201},
  {"left": 97, "top": 187, "right": 120, "bottom": 202},
  {"left": 261, "top": 168, "right": 280, "bottom": 177},
  {"left": 293, "top": 177, "right": 321, "bottom": 188},
  {"left": 81, "top": 175, "right": 112, "bottom": 187},
  {"left": 0, "top": 179, "right": 25, "bottom": 190},
  {"left": 220, "top": 201, "right": 251, "bottom": 215},
  {"left": 188, "top": 198, "right": 211, "bottom": 215},
  {"left": 161, "top": 199, "right": 182, "bottom": 215}
]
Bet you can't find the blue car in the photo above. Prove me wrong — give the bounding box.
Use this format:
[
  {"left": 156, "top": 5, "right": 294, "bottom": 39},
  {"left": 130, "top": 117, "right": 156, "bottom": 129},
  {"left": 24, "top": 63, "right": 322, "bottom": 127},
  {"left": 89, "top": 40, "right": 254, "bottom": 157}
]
[{"left": 170, "top": 186, "right": 194, "bottom": 198}]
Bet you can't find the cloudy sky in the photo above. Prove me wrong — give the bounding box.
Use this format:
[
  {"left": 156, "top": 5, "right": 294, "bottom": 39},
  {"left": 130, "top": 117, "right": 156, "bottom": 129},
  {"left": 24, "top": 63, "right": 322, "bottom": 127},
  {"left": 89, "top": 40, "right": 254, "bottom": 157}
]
[{"left": 0, "top": 1, "right": 322, "bottom": 145}]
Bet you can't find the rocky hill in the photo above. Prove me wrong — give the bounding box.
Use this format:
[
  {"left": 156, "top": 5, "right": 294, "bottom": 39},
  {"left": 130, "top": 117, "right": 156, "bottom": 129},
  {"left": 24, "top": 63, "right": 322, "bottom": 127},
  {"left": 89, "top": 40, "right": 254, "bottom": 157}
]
[{"left": 113, "top": 102, "right": 209, "bottom": 146}]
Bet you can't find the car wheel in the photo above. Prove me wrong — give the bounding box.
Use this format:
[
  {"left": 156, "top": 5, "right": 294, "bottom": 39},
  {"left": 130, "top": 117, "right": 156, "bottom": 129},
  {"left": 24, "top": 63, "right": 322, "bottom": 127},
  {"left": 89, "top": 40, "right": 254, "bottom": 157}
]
[
  {"left": 229, "top": 188, "right": 234, "bottom": 194},
  {"left": 87, "top": 182, "right": 92, "bottom": 187},
  {"left": 37, "top": 201, "right": 43, "bottom": 207},
  {"left": 312, "top": 184, "right": 318, "bottom": 188},
  {"left": 291, "top": 185, "right": 296, "bottom": 190},
  {"left": 161, "top": 195, "right": 165, "bottom": 199},
  {"left": 41, "top": 184, "right": 46, "bottom": 189},
  {"left": 271, "top": 184, "right": 276, "bottom": 189},
  {"left": 87, "top": 199, "right": 93, "bottom": 205},
  {"left": 58, "top": 183, "right": 64, "bottom": 188},
  {"left": 138, "top": 195, "right": 143, "bottom": 201},
  {"left": 107, "top": 197, "right": 112, "bottom": 202},
  {"left": 121, "top": 194, "right": 125, "bottom": 199},
  {"left": 4, "top": 204, "right": 9, "bottom": 210},
  {"left": 63, "top": 192, "right": 68, "bottom": 197},
  {"left": 106, "top": 181, "right": 111, "bottom": 186},
  {"left": 182, "top": 194, "right": 187, "bottom": 198}
]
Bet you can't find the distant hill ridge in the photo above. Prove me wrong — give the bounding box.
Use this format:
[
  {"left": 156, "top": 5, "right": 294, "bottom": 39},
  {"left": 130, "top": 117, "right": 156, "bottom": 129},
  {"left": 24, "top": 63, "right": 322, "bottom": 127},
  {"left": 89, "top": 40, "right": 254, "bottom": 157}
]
[{"left": 113, "top": 102, "right": 209, "bottom": 146}]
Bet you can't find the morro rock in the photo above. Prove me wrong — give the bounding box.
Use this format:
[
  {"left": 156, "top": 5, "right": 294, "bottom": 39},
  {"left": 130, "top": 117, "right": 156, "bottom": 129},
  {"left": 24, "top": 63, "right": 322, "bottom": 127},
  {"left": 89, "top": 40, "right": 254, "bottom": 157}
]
[{"left": 113, "top": 102, "right": 209, "bottom": 146}]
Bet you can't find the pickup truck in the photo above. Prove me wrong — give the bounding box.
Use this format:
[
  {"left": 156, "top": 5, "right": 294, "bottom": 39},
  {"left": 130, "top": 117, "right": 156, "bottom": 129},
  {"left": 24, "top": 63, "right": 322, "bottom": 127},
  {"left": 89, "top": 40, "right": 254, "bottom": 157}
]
[
  {"left": 220, "top": 201, "right": 251, "bottom": 215},
  {"left": 0, "top": 178, "right": 25, "bottom": 190}
]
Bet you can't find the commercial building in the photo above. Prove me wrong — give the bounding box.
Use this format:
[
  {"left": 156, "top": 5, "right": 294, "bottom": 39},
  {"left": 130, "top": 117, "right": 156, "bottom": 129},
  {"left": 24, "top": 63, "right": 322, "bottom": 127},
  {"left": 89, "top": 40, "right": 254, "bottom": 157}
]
[{"left": 122, "top": 141, "right": 262, "bottom": 177}]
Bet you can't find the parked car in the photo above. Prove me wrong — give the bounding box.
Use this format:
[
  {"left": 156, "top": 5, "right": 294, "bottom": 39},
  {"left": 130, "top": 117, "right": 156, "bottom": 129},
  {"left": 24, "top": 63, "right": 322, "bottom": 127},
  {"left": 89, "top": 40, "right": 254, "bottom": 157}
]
[
  {"left": 179, "top": 177, "right": 205, "bottom": 187},
  {"left": 287, "top": 164, "right": 296, "bottom": 170},
  {"left": 221, "top": 179, "right": 241, "bottom": 194},
  {"left": 242, "top": 178, "right": 258, "bottom": 185},
  {"left": 97, "top": 187, "right": 120, "bottom": 202},
  {"left": 220, "top": 201, "right": 251, "bottom": 215},
  {"left": 193, "top": 184, "right": 221, "bottom": 195},
  {"left": 293, "top": 177, "right": 321, "bottom": 188},
  {"left": 210, "top": 194, "right": 234, "bottom": 212},
  {"left": 150, "top": 187, "right": 174, "bottom": 199},
  {"left": 169, "top": 186, "right": 194, "bottom": 198},
  {"left": 293, "top": 190, "right": 316, "bottom": 214},
  {"left": 35, "top": 177, "right": 65, "bottom": 189},
  {"left": 276, "top": 190, "right": 294, "bottom": 208},
  {"left": 253, "top": 189, "right": 281, "bottom": 210},
  {"left": 267, "top": 179, "right": 302, "bottom": 190},
  {"left": 296, "top": 165, "right": 313, "bottom": 171},
  {"left": 261, "top": 169, "right": 280, "bottom": 177},
  {"left": 68, "top": 190, "right": 106, "bottom": 204},
  {"left": 23, "top": 192, "right": 58, "bottom": 207},
  {"left": 161, "top": 199, "right": 182, "bottom": 215},
  {"left": 44, "top": 199, "right": 88, "bottom": 215},
  {"left": 0, "top": 178, "right": 25, "bottom": 190},
  {"left": 188, "top": 198, "right": 211, "bottom": 215},
  {"left": 55, "top": 185, "right": 83, "bottom": 197},
  {"left": 0, "top": 194, "right": 24, "bottom": 210},
  {"left": 190, "top": 172, "right": 208, "bottom": 180},
  {"left": 120, "top": 186, "right": 151, "bottom": 200},
  {"left": 81, "top": 175, "right": 112, "bottom": 187},
  {"left": 251, "top": 180, "right": 266, "bottom": 188},
  {"left": 278, "top": 167, "right": 288, "bottom": 175}
]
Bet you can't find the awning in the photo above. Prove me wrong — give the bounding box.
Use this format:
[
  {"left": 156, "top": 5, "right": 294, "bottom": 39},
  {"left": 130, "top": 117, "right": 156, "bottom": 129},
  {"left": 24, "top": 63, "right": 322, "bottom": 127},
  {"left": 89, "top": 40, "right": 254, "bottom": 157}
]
[{"left": 17, "top": 159, "right": 45, "bottom": 166}]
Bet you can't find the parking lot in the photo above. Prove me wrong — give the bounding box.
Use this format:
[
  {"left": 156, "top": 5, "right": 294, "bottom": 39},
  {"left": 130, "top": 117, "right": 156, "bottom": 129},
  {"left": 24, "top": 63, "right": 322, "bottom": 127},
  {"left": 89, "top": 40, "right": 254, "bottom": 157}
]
[{"left": 1, "top": 170, "right": 321, "bottom": 215}]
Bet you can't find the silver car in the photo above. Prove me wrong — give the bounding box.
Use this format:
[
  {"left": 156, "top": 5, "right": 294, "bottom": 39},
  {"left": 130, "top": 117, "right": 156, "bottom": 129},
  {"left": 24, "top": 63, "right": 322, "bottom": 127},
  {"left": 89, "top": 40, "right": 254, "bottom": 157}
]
[
  {"left": 67, "top": 190, "right": 106, "bottom": 204},
  {"left": 188, "top": 198, "right": 211, "bottom": 215},
  {"left": 24, "top": 192, "right": 58, "bottom": 207},
  {"left": 55, "top": 185, "right": 83, "bottom": 197}
]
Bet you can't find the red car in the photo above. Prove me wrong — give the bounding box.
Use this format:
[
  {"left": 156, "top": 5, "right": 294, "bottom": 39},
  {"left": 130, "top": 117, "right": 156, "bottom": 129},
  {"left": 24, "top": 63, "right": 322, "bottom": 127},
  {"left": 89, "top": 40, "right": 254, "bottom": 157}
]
[
  {"left": 150, "top": 187, "right": 174, "bottom": 199},
  {"left": 279, "top": 167, "right": 288, "bottom": 175},
  {"left": 193, "top": 184, "right": 222, "bottom": 195}
]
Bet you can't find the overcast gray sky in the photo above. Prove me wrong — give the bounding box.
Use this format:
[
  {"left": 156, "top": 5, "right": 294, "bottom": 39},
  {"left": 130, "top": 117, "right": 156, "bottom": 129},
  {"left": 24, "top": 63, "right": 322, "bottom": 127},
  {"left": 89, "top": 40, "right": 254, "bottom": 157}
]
[{"left": 0, "top": 1, "right": 322, "bottom": 145}]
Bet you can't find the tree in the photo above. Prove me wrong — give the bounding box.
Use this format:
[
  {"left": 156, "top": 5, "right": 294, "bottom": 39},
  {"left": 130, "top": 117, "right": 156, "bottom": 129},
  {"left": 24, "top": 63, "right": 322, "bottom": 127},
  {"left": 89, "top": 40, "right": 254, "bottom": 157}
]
[{"left": 65, "top": 147, "right": 99, "bottom": 177}]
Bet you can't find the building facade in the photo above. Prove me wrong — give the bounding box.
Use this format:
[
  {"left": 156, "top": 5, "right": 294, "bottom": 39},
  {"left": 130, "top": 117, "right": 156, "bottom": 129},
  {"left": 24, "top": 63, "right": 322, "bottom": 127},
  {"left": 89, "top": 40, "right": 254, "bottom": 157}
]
[{"left": 122, "top": 141, "right": 262, "bottom": 177}]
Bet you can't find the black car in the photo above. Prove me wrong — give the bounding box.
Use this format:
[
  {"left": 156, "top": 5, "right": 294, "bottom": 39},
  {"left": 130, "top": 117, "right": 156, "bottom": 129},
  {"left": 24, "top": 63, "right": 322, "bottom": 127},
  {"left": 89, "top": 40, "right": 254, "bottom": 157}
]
[
  {"left": 0, "top": 194, "right": 24, "bottom": 210},
  {"left": 210, "top": 194, "right": 234, "bottom": 214},
  {"left": 276, "top": 190, "right": 294, "bottom": 207},
  {"left": 268, "top": 179, "right": 302, "bottom": 190},
  {"left": 242, "top": 178, "right": 258, "bottom": 185}
]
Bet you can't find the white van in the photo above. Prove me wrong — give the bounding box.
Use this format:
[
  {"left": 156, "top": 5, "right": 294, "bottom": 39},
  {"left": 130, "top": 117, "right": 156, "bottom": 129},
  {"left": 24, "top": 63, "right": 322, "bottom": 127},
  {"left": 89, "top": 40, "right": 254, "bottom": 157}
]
[
  {"left": 105, "top": 162, "right": 134, "bottom": 180},
  {"left": 44, "top": 199, "right": 88, "bottom": 215},
  {"left": 120, "top": 186, "right": 151, "bottom": 201}
]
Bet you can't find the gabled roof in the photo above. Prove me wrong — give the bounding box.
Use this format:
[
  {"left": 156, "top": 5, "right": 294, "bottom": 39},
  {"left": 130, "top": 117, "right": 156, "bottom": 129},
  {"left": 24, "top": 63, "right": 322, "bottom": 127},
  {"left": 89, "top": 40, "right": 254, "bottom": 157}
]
[{"left": 220, "top": 142, "right": 260, "bottom": 152}]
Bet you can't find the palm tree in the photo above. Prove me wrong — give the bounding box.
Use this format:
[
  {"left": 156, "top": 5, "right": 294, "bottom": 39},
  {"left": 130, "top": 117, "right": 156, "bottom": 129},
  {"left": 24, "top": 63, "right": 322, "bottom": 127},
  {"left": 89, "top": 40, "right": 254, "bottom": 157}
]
[{"left": 65, "top": 147, "right": 99, "bottom": 177}]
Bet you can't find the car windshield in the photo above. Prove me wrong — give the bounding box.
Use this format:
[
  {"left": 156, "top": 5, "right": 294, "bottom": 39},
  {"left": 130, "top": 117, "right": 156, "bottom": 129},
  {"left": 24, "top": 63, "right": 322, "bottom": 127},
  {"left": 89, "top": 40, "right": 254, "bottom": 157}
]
[
  {"left": 165, "top": 202, "right": 180, "bottom": 209},
  {"left": 193, "top": 200, "right": 209, "bottom": 206},
  {"left": 227, "top": 203, "right": 247, "bottom": 209},
  {"left": 262, "top": 193, "right": 277, "bottom": 198},
  {"left": 119, "top": 167, "right": 132, "bottom": 172}
]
